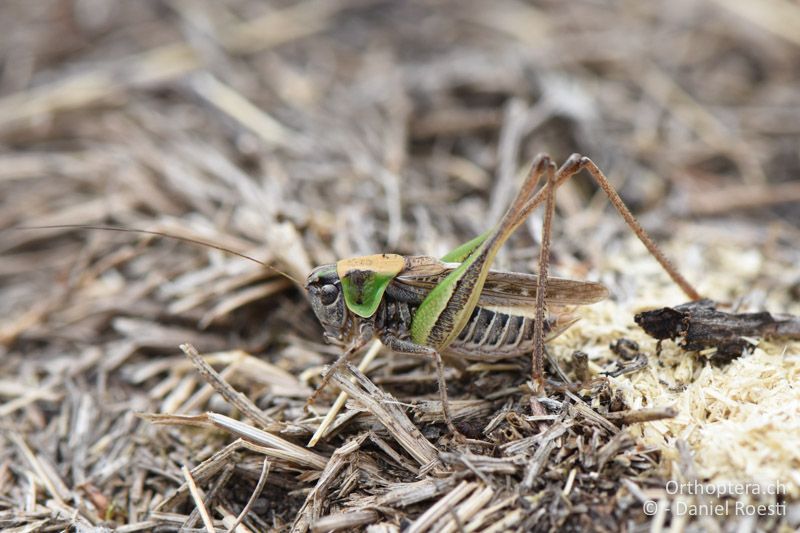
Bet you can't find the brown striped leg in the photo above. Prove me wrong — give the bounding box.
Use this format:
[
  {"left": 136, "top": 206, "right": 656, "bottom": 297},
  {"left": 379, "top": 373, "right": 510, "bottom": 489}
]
[
  {"left": 531, "top": 160, "right": 557, "bottom": 393},
  {"left": 572, "top": 156, "right": 701, "bottom": 300},
  {"left": 517, "top": 154, "right": 701, "bottom": 301},
  {"left": 382, "top": 335, "right": 462, "bottom": 437}
]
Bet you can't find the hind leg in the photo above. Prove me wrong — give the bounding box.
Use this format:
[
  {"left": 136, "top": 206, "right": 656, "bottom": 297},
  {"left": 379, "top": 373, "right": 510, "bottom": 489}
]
[
  {"left": 515, "top": 154, "right": 701, "bottom": 301},
  {"left": 531, "top": 159, "right": 557, "bottom": 392}
]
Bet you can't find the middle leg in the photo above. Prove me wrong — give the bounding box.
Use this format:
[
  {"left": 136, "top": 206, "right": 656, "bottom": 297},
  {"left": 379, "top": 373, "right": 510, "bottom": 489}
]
[{"left": 381, "top": 334, "right": 461, "bottom": 437}]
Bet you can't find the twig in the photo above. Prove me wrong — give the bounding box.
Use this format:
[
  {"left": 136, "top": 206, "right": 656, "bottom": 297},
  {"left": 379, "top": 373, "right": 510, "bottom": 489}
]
[
  {"left": 308, "top": 339, "right": 383, "bottom": 447},
  {"left": 330, "top": 363, "right": 441, "bottom": 469},
  {"left": 605, "top": 406, "right": 678, "bottom": 424},
  {"left": 407, "top": 481, "right": 476, "bottom": 533},
  {"left": 225, "top": 459, "right": 270, "bottom": 533},
  {"left": 183, "top": 463, "right": 236, "bottom": 530},
  {"left": 181, "top": 465, "right": 216, "bottom": 533},
  {"left": 206, "top": 413, "right": 329, "bottom": 470},
  {"left": 311, "top": 510, "right": 380, "bottom": 532},
  {"left": 180, "top": 343, "right": 273, "bottom": 428}
]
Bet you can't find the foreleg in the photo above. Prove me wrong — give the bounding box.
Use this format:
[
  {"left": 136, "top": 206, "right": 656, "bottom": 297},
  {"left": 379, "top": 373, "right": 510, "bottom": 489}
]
[{"left": 306, "top": 333, "right": 370, "bottom": 409}]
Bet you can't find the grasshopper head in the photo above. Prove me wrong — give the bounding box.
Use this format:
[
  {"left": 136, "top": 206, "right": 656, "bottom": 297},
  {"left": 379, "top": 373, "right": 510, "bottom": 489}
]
[{"left": 305, "top": 264, "right": 348, "bottom": 344}]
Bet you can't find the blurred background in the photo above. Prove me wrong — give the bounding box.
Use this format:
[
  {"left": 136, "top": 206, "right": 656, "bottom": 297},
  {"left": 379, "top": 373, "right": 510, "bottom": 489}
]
[{"left": 1, "top": 0, "right": 799, "bottom": 530}]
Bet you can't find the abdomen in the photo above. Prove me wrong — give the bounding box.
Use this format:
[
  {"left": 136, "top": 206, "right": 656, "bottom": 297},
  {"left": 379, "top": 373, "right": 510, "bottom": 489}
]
[
  {"left": 379, "top": 295, "right": 567, "bottom": 362},
  {"left": 446, "top": 306, "right": 558, "bottom": 361}
]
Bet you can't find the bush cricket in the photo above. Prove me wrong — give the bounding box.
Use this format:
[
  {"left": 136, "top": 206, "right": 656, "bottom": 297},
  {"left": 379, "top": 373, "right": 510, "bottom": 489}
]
[
  {"left": 22, "top": 154, "right": 702, "bottom": 437},
  {"left": 304, "top": 153, "right": 701, "bottom": 435}
]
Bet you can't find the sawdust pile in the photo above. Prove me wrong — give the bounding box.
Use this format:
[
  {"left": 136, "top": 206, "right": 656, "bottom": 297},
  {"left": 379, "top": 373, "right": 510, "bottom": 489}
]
[{"left": 1, "top": 1, "right": 799, "bottom": 531}]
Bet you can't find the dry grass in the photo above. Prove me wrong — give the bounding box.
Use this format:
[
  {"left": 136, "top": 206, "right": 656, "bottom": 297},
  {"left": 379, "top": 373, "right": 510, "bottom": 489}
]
[{"left": 1, "top": 1, "right": 800, "bottom": 531}]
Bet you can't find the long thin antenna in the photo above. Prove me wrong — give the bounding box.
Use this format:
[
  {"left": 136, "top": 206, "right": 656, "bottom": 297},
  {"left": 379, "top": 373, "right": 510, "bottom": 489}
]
[{"left": 15, "top": 224, "right": 303, "bottom": 285}]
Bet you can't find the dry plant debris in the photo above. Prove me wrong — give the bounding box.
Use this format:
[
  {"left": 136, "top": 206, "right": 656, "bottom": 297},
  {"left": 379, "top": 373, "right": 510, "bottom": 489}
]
[{"left": 1, "top": 1, "right": 800, "bottom": 531}]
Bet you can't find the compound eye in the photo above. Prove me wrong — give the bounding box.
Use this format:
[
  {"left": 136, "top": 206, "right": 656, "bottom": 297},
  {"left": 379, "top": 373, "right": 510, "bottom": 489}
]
[{"left": 320, "top": 284, "right": 339, "bottom": 306}]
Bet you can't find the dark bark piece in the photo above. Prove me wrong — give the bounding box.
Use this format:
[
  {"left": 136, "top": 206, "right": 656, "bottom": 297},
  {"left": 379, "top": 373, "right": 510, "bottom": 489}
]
[{"left": 634, "top": 299, "right": 800, "bottom": 363}]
